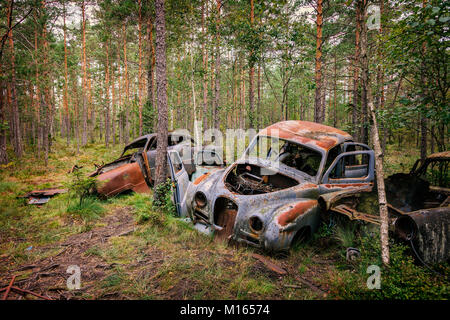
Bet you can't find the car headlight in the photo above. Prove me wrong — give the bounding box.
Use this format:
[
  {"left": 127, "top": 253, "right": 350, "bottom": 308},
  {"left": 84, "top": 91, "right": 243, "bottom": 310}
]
[
  {"left": 194, "top": 192, "right": 207, "bottom": 208},
  {"left": 249, "top": 216, "right": 263, "bottom": 232}
]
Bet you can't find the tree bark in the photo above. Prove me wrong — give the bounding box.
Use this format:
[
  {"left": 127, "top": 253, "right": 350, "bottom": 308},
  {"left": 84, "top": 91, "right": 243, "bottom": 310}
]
[
  {"left": 213, "top": 0, "right": 222, "bottom": 130},
  {"left": 314, "top": 0, "right": 323, "bottom": 123},
  {"left": 352, "top": 1, "right": 361, "bottom": 140},
  {"left": 105, "top": 41, "right": 110, "bottom": 147},
  {"left": 333, "top": 53, "right": 337, "bottom": 128},
  {"left": 201, "top": 1, "right": 208, "bottom": 130},
  {"left": 63, "top": 1, "right": 70, "bottom": 146},
  {"left": 369, "top": 89, "right": 390, "bottom": 266},
  {"left": 123, "top": 22, "right": 129, "bottom": 144},
  {"left": 0, "top": 67, "right": 7, "bottom": 164},
  {"left": 154, "top": 0, "right": 169, "bottom": 196},
  {"left": 7, "top": 0, "right": 23, "bottom": 158},
  {"left": 248, "top": 0, "right": 255, "bottom": 128},
  {"left": 138, "top": 0, "right": 143, "bottom": 136},
  {"left": 360, "top": 0, "right": 369, "bottom": 145},
  {"left": 81, "top": 0, "right": 88, "bottom": 146}
]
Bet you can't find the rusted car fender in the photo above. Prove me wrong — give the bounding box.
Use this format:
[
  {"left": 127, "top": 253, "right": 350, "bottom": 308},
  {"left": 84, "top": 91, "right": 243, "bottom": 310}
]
[
  {"left": 95, "top": 162, "right": 150, "bottom": 197},
  {"left": 263, "top": 199, "right": 320, "bottom": 252}
]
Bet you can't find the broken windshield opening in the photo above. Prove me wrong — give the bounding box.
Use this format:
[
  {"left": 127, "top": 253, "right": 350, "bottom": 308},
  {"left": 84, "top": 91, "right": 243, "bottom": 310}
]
[
  {"left": 121, "top": 139, "right": 148, "bottom": 157},
  {"left": 246, "top": 136, "right": 322, "bottom": 177}
]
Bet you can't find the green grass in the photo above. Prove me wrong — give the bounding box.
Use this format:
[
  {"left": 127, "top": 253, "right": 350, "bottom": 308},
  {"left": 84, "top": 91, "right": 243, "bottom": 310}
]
[{"left": 67, "top": 196, "right": 106, "bottom": 221}]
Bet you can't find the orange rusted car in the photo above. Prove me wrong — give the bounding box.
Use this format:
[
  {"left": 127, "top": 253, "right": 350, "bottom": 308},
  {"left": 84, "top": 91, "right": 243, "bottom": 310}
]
[{"left": 90, "top": 133, "right": 197, "bottom": 198}]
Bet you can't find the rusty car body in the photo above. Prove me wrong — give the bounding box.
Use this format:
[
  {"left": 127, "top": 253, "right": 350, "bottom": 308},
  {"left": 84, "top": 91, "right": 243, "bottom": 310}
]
[
  {"left": 180, "top": 120, "right": 376, "bottom": 252},
  {"left": 390, "top": 151, "right": 450, "bottom": 264},
  {"left": 90, "top": 132, "right": 197, "bottom": 198}
]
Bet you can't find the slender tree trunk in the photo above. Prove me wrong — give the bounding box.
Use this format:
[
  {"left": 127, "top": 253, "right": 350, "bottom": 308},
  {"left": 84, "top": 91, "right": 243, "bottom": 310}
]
[
  {"left": 352, "top": 1, "right": 361, "bottom": 140},
  {"left": 147, "top": 16, "right": 156, "bottom": 131},
  {"left": 105, "top": 41, "right": 110, "bottom": 147},
  {"left": 369, "top": 88, "right": 390, "bottom": 266},
  {"left": 123, "top": 22, "right": 129, "bottom": 144},
  {"left": 41, "top": 2, "right": 50, "bottom": 166},
  {"left": 81, "top": 1, "right": 88, "bottom": 146},
  {"left": 7, "top": 0, "right": 23, "bottom": 158},
  {"left": 138, "top": 0, "right": 143, "bottom": 136},
  {"left": 0, "top": 66, "right": 7, "bottom": 164},
  {"left": 154, "top": 0, "right": 169, "bottom": 196},
  {"left": 201, "top": 1, "right": 208, "bottom": 130},
  {"left": 420, "top": 0, "right": 428, "bottom": 160},
  {"left": 333, "top": 53, "right": 337, "bottom": 128},
  {"left": 377, "top": 0, "right": 386, "bottom": 154},
  {"left": 112, "top": 58, "right": 116, "bottom": 145},
  {"left": 360, "top": 0, "right": 369, "bottom": 145},
  {"left": 314, "top": 0, "right": 323, "bottom": 123},
  {"left": 257, "top": 63, "right": 261, "bottom": 130},
  {"left": 213, "top": 0, "right": 222, "bottom": 130},
  {"left": 63, "top": 2, "right": 70, "bottom": 146},
  {"left": 248, "top": 0, "right": 255, "bottom": 128}
]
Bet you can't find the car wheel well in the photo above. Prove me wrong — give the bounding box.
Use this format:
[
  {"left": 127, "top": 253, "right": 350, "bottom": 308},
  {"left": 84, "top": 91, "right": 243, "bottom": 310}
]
[{"left": 291, "top": 225, "right": 312, "bottom": 247}]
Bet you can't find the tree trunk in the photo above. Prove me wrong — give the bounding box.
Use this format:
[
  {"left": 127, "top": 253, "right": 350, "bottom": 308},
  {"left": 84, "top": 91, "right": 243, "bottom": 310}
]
[
  {"left": 154, "top": 0, "right": 169, "bottom": 197},
  {"left": 360, "top": 0, "right": 369, "bottom": 145},
  {"left": 420, "top": 0, "right": 428, "bottom": 160},
  {"left": 248, "top": 0, "right": 255, "bottom": 128},
  {"left": 105, "top": 41, "right": 110, "bottom": 147},
  {"left": 81, "top": 0, "right": 88, "bottom": 146},
  {"left": 333, "top": 53, "right": 337, "bottom": 128},
  {"left": 201, "top": 1, "right": 208, "bottom": 130},
  {"left": 369, "top": 89, "right": 390, "bottom": 266},
  {"left": 0, "top": 69, "right": 7, "bottom": 164},
  {"left": 213, "top": 0, "right": 222, "bottom": 130},
  {"left": 138, "top": 0, "right": 143, "bottom": 136},
  {"left": 314, "top": 0, "right": 323, "bottom": 123},
  {"left": 63, "top": 2, "right": 70, "bottom": 146},
  {"left": 257, "top": 63, "right": 261, "bottom": 130},
  {"left": 7, "top": 0, "right": 23, "bottom": 158},
  {"left": 112, "top": 57, "right": 116, "bottom": 145},
  {"left": 352, "top": 1, "right": 361, "bottom": 140},
  {"left": 123, "top": 22, "right": 129, "bottom": 144},
  {"left": 147, "top": 16, "right": 155, "bottom": 131}
]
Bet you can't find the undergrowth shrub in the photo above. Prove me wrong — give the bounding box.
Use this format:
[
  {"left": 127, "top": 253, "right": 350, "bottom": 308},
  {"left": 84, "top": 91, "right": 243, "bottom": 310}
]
[
  {"left": 152, "top": 178, "right": 176, "bottom": 216},
  {"left": 67, "top": 169, "right": 97, "bottom": 206},
  {"left": 66, "top": 169, "right": 103, "bottom": 221},
  {"left": 330, "top": 229, "right": 450, "bottom": 300}
]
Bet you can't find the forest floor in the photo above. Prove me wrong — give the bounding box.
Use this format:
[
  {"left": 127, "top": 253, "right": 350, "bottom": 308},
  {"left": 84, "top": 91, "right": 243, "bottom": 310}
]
[{"left": 0, "top": 138, "right": 448, "bottom": 300}]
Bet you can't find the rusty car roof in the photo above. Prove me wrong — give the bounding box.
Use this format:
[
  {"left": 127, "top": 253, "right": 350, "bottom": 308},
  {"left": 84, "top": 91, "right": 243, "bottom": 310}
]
[
  {"left": 125, "top": 132, "right": 194, "bottom": 149},
  {"left": 257, "top": 120, "right": 353, "bottom": 151},
  {"left": 427, "top": 151, "right": 450, "bottom": 160}
]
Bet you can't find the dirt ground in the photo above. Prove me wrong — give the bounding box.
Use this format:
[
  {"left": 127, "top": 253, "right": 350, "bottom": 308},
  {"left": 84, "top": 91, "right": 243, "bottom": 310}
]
[
  {"left": 0, "top": 205, "right": 335, "bottom": 300},
  {"left": 0, "top": 207, "right": 155, "bottom": 299}
]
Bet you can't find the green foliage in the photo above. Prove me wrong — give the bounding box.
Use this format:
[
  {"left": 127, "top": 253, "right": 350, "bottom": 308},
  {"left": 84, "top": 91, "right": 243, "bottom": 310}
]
[
  {"left": 142, "top": 100, "right": 156, "bottom": 134},
  {"left": 314, "top": 221, "right": 335, "bottom": 239},
  {"left": 333, "top": 224, "right": 357, "bottom": 249},
  {"left": 153, "top": 178, "right": 176, "bottom": 217},
  {"left": 67, "top": 169, "right": 98, "bottom": 206},
  {"left": 330, "top": 231, "right": 450, "bottom": 300}
]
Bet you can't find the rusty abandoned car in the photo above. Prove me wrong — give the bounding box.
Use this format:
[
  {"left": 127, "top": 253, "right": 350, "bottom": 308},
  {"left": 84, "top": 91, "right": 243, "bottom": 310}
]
[
  {"left": 182, "top": 120, "right": 377, "bottom": 252},
  {"left": 89, "top": 132, "right": 197, "bottom": 198},
  {"left": 389, "top": 151, "right": 449, "bottom": 264}
]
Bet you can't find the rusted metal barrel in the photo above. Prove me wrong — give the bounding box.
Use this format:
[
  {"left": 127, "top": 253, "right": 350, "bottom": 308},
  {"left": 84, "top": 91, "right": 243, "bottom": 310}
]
[{"left": 395, "top": 207, "right": 450, "bottom": 264}]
